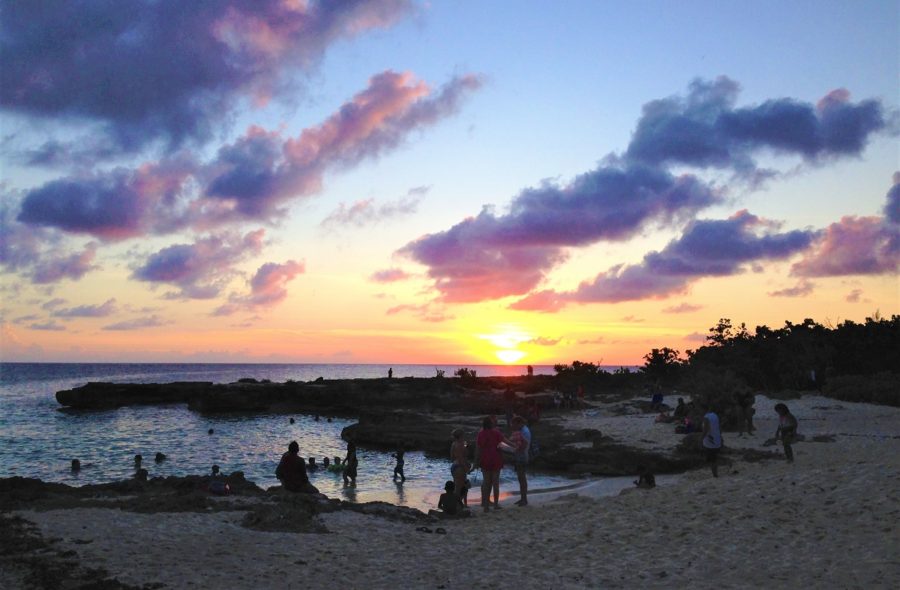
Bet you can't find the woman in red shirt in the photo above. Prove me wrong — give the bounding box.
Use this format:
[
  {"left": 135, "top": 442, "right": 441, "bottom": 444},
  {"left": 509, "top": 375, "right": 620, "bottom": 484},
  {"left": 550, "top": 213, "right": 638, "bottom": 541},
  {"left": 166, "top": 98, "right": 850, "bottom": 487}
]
[{"left": 475, "top": 416, "right": 513, "bottom": 512}]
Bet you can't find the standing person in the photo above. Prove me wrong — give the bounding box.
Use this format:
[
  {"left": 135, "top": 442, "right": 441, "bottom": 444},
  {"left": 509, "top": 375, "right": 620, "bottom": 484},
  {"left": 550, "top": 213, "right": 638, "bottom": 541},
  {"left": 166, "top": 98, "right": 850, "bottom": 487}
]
[
  {"left": 510, "top": 416, "right": 530, "bottom": 506},
  {"left": 475, "top": 416, "right": 512, "bottom": 512},
  {"left": 388, "top": 367, "right": 393, "bottom": 379},
  {"left": 392, "top": 444, "right": 406, "bottom": 482},
  {"left": 276, "top": 441, "right": 319, "bottom": 493},
  {"left": 774, "top": 403, "right": 798, "bottom": 462},
  {"left": 343, "top": 441, "right": 358, "bottom": 486},
  {"left": 737, "top": 391, "right": 756, "bottom": 435},
  {"left": 450, "top": 429, "right": 470, "bottom": 497},
  {"left": 701, "top": 406, "right": 723, "bottom": 478}
]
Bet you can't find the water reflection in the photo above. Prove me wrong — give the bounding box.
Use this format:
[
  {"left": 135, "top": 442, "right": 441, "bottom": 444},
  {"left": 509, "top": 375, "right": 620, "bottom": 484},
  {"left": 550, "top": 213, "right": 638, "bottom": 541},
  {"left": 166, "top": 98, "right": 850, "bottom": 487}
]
[{"left": 1, "top": 367, "right": 587, "bottom": 511}]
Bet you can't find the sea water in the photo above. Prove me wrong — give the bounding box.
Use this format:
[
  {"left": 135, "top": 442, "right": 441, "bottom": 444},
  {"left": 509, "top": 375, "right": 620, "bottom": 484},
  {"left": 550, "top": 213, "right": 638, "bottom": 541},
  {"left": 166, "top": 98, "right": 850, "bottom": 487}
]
[{"left": 0, "top": 362, "right": 597, "bottom": 510}]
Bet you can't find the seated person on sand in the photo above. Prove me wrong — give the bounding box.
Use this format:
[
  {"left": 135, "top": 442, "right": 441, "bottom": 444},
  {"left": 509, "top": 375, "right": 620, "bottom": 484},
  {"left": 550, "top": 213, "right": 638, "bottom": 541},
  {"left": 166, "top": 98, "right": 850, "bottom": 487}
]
[
  {"left": 434, "top": 480, "right": 469, "bottom": 517},
  {"left": 673, "top": 398, "right": 687, "bottom": 419},
  {"left": 633, "top": 465, "right": 656, "bottom": 489},
  {"left": 275, "top": 440, "right": 319, "bottom": 494}
]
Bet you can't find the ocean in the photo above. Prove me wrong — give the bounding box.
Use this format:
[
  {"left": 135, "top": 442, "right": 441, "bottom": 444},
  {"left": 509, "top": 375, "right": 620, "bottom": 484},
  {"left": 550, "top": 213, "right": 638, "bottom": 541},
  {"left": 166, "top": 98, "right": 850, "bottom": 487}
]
[{"left": 0, "top": 362, "right": 592, "bottom": 510}]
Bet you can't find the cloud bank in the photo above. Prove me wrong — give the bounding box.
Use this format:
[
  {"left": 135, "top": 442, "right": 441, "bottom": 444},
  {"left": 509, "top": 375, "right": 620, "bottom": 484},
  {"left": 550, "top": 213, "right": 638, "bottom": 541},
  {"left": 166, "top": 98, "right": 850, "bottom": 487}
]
[
  {"left": 400, "top": 78, "right": 893, "bottom": 305},
  {"left": 1, "top": 0, "right": 414, "bottom": 153}
]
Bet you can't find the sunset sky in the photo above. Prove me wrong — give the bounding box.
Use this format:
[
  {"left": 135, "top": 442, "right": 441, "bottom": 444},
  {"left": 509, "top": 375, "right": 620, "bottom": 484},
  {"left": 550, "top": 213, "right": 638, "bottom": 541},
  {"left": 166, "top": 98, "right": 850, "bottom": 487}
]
[{"left": 1, "top": 0, "right": 898, "bottom": 366}]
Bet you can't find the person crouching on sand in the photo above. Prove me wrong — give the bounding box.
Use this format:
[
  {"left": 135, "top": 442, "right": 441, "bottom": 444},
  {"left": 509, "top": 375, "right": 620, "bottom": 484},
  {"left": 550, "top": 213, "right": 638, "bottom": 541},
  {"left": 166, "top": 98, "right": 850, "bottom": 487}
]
[
  {"left": 276, "top": 441, "right": 319, "bottom": 494},
  {"left": 475, "top": 416, "right": 513, "bottom": 512},
  {"left": 774, "top": 403, "right": 798, "bottom": 463}
]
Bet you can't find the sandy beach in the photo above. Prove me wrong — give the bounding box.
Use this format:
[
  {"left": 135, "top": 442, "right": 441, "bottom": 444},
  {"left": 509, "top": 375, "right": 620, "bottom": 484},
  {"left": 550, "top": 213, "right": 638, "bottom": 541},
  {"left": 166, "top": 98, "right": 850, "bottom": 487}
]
[{"left": 3, "top": 393, "right": 898, "bottom": 589}]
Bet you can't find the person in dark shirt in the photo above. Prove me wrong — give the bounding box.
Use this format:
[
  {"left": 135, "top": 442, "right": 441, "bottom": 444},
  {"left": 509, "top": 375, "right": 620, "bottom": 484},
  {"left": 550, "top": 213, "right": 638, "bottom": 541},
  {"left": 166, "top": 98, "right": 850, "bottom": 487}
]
[
  {"left": 392, "top": 444, "right": 406, "bottom": 482},
  {"left": 774, "top": 403, "right": 799, "bottom": 463},
  {"left": 438, "top": 480, "right": 462, "bottom": 515},
  {"left": 634, "top": 465, "right": 656, "bottom": 489},
  {"left": 275, "top": 441, "right": 318, "bottom": 493}
]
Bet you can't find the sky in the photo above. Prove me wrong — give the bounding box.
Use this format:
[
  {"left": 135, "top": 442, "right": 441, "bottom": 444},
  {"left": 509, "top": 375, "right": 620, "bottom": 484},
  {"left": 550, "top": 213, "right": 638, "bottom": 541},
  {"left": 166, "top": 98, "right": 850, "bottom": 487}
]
[{"left": 1, "top": 0, "right": 898, "bottom": 366}]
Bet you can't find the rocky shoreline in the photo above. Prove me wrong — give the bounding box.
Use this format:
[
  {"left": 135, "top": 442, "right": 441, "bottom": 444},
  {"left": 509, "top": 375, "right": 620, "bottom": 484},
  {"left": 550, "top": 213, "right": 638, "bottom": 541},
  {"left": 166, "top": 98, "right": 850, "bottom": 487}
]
[{"left": 54, "top": 376, "right": 776, "bottom": 477}]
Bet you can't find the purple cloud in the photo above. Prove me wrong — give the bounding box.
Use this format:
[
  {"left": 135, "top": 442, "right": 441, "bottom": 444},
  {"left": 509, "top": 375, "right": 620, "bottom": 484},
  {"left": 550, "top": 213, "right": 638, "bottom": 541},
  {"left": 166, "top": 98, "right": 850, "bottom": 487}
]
[
  {"left": 370, "top": 268, "right": 411, "bottom": 283},
  {"left": 885, "top": 172, "right": 900, "bottom": 225},
  {"left": 41, "top": 298, "right": 67, "bottom": 310},
  {"left": 845, "top": 289, "right": 865, "bottom": 303},
  {"left": 512, "top": 210, "right": 818, "bottom": 310},
  {"left": 385, "top": 302, "right": 453, "bottom": 322},
  {"left": 321, "top": 186, "right": 428, "bottom": 229},
  {"left": 1, "top": 0, "right": 413, "bottom": 154},
  {"left": 791, "top": 215, "right": 898, "bottom": 277},
  {"left": 399, "top": 79, "right": 892, "bottom": 305},
  {"left": 30, "top": 321, "right": 66, "bottom": 331},
  {"left": 17, "top": 159, "right": 193, "bottom": 240},
  {"left": 769, "top": 279, "right": 815, "bottom": 298},
  {"left": 31, "top": 243, "right": 99, "bottom": 284},
  {"left": 15, "top": 72, "right": 479, "bottom": 240},
  {"left": 132, "top": 229, "right": 266, "bottom": 299},
  {"left": 663, "top": 302, "right": 704, "bottom": 314},
  {"left": 52, "top": 298, "right": 117, "bottom": 318},
  {"left": 103, "top": 315, "right": 168, "bottom": 331},
  {"left": 626, "top": 79, "right": 890, "bottom": 172},
  {"left": 212, "top": 260, "right": 305, "bottom": 316},
  {"left": 202, "top": 72, "right": 480, "bottom": 223},
  {"left": 402, "top": 164, "right": 717, "bottom": 302}
]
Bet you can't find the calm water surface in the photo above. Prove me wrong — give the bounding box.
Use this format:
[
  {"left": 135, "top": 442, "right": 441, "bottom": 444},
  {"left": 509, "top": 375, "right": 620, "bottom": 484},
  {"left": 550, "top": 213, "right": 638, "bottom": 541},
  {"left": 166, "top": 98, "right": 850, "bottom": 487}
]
[{"left": 1, "top": 362, "right": 601, "bottom": 510}]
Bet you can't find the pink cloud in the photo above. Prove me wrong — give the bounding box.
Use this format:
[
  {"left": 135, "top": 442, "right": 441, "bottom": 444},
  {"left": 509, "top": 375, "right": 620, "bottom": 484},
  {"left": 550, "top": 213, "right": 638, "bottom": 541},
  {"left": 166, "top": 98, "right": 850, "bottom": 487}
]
[
  {"left": 132, "top": 229, "right": 267, "bottom": 299},
  {"left": 791, "top": 215, "right": 898, "bottom": 277},
  {"left": 662, "top": 302, "right": 704, "bottom": 313},
  {"left": 370, "top": 268, "right": 411, "bottom": 283},
  {"left": 769, "top": 279, "right": 815, "bottom": 297},
  {"left": 213, "top": 260, "right": 304, "bottom": 316}
]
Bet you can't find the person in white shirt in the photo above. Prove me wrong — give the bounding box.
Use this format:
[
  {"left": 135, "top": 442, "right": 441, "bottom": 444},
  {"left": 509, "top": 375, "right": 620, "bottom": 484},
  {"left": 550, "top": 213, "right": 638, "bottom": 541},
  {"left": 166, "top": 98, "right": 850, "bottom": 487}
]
[{"left": 701, "top": 406, "right": 723, "bottom": 478}]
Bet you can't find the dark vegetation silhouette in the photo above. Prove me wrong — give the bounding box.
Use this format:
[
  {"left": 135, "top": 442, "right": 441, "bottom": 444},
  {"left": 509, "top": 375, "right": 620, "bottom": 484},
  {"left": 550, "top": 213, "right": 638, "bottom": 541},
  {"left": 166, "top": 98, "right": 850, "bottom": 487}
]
[{"left": 554, "top": 314, "right": 899, "bottom": 409}]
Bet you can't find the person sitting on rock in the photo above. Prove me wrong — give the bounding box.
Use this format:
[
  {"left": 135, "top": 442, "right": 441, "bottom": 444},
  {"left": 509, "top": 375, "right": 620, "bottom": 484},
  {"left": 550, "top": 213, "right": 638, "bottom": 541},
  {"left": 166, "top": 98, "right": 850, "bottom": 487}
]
[{"left": 275, "top": 441, "right": 319, "bottom": 493}]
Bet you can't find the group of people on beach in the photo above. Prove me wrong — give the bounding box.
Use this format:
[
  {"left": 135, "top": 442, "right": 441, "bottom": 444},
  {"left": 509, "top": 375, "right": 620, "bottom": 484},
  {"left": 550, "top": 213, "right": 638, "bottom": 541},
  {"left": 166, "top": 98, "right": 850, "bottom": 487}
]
[
  {"left": 437, "top": 413, "right": 533, "bottom": 516},
  {"left": 697, "top": 401, "right": 799, "bottom": 478}
]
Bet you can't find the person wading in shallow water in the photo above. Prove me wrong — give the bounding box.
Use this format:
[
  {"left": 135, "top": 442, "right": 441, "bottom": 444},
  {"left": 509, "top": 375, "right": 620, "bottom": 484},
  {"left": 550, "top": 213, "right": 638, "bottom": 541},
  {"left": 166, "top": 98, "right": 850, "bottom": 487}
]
[{"left": 343, "top": 441, "right": 358, "bottom": 485}]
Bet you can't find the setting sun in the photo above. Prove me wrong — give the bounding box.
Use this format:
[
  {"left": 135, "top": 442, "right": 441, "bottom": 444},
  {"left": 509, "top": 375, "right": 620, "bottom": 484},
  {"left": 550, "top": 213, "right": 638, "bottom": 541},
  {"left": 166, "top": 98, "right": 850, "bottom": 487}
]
[{"left": 495, "top": 349, "right": 526, "bottom": 364}]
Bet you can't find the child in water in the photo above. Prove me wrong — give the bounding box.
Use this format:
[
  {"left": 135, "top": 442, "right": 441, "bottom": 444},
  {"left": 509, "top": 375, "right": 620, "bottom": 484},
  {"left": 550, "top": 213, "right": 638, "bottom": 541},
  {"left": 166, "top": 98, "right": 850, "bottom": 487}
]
[
  {"left": 392, "top": 444, "right": 406, "bottom": 482},
  {"left": 343, "top": 442, "right": 358, "bottom": 485}
]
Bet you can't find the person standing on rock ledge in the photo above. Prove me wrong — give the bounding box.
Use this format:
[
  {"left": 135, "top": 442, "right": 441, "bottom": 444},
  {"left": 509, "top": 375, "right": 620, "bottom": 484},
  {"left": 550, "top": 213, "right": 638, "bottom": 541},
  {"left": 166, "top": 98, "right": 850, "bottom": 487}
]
[{"left": 276, "top": 441, "right": 319, "bottom": 494}]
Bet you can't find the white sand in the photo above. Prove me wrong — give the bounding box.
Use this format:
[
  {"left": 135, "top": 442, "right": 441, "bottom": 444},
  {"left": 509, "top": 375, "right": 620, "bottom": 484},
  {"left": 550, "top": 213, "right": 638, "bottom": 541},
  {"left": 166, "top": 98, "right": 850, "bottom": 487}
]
[{"left": 15, "top": 394, "right": 900, "bottom": 589}]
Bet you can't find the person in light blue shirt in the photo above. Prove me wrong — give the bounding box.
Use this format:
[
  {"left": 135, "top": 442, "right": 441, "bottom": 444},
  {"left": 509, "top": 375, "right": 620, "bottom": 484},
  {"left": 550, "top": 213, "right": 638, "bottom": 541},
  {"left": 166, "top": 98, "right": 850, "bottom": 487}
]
[{"left": 701, "top": 407, "right": 723, "bottom": 478}]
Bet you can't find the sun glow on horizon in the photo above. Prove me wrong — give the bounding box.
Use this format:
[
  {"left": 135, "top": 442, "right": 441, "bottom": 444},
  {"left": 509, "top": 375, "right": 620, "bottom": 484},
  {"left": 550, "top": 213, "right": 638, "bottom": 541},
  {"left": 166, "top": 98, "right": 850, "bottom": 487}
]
[{"left": 495, "top": 349, "right": 526, "bottom": 364}]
